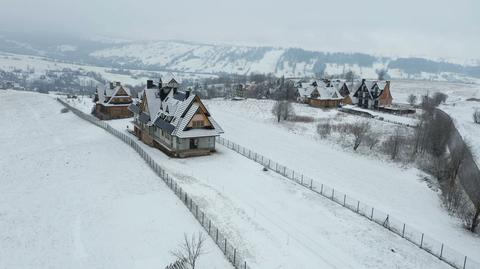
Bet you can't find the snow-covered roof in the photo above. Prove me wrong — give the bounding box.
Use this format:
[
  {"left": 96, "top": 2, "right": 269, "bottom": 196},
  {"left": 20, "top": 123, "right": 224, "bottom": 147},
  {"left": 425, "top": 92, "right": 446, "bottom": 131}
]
[
  {"left": 299, "top": 80, "right": 343, "bottom": 100},
  {"left": 131, "top": 81, "right": 223, "bottom": 138},
  {"left": 297, "top": 86, "right": 315, "bottom": 98},
  {"left": 96, "top": 82, "right": 132, "bottom": 106},
  {"left": 313, "top": 85, "right": 343, "bottom": 100}
]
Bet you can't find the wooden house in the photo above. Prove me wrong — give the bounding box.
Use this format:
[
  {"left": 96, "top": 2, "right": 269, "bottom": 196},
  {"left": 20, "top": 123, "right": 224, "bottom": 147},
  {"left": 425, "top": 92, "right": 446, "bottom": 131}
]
[
  {"left": 295, "top": 81, "right": 317, "bottom": 103},
  {"left": 92, "top": 82, "right": 134, "bottom": 120},
  {"left": 295, "top": 80, "right": 347, "bottom": 108},
  {"left": 308, "top": 83, "right": 344, "bottom": 108},
  {"left": 352, "top": 79, "right": 393, "bottom": 109},
  {"left": 128, "top": 79, "right": 224, "bottom": 158}
]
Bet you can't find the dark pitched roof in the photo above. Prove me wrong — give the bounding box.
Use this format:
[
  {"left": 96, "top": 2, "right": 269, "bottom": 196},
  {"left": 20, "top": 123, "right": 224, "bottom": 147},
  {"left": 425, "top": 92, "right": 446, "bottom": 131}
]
[
  {"left": 153, "top": 117, "right": 176, "bottom": 134},
  {"left": 128, "top": 103, "right": 141, "bottom": 114},
  {"left": 173, "top": 91, "right": 187, "bottom": 101},
  {"left": 138, "top": 112, "right": 150, "bottom": 123}
]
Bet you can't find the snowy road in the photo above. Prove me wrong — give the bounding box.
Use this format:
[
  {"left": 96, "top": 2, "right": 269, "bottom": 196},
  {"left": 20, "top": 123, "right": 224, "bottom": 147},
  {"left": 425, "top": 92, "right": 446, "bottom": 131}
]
[{"left": 0, "top": 90, "right": 231, "bottom": 269}]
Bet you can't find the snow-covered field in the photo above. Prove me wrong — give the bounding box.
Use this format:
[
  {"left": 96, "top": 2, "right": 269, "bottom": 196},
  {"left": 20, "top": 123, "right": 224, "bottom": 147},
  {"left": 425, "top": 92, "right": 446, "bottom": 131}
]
[
  {"left": 59, "top": 79, "right": 480, "bottom": 268},
  {"left": 56, "top": 98, "right": 466, "bottom": 268},
  {"left": 201, "top": 98, "right": 480, "bottom": 261},
  {"left": 0, "top": 90, "right": 232, "bottom": 269}
]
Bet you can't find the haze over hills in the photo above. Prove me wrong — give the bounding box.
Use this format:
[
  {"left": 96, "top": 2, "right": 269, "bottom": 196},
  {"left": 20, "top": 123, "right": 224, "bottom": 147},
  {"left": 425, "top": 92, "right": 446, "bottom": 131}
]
[{"left": 0, "top": 32, "right": 479, "bottom": 82}]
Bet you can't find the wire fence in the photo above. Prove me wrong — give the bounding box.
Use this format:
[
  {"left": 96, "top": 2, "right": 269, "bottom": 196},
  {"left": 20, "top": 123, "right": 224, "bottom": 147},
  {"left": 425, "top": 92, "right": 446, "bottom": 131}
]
[
  {"left": 57, "top": 98, "right": 252, "bottom": 269},
  {"left": 216, "top": 136, "right": 480, "bottom": 269}
]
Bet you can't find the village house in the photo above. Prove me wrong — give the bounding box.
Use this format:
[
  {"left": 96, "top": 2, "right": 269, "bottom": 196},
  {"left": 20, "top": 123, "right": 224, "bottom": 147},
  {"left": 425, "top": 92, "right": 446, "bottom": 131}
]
[
  {"left": 232, "top": 83, "right": 246, "bottom": 100},
  {"left": 296, "top": 80, "right": 346, "bottom": 108},
  {"left": 92, "top": 81, "right": 134, "bottom": 120},
  {"left": 128, "top": 79, "right": 224, "bottom": 158},
  {"left": 352, "top": 79, "right": 393, "bottom": 109},
  {"left": 308, "top": 83, "right": 344, "bottom": 108}
]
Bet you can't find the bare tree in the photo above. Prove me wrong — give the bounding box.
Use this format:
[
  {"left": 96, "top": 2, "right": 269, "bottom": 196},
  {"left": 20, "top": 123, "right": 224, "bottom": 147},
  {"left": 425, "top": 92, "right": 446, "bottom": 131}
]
[
  {"left": 432, "top": 92, "right": 448, "bottom": 106},
  {"left": 317, "top": 121, "right": 332, "bottom": 139},
  {"left": 376, "top": 68, "right": 388, "bottom": 81},
  {"left": 171, "top": 233, "right": 207, "bottom": 269},
  {"left": 473, "top": 109, "right": 480, "bottom": 124},
  {"left": 348, "top": 121, "right": 370, "bottom": 151},
  {"left": 282, "top": 101, "right": 295, "bottom": 120},
  {"left": 382, "top": 128, "right": 403, "bottom": 160},
  {"left": 271, "top": 101, "right": 294, "bottom": 122},
  {"left": 272, "top": 100, "right": 282, "bottom": 122},
  {"left": 365, "top": 131, "right": 380, "bottom": 150},
  {"left": 407, "top": 94, "right": 417, "bottom": 106},
  {"left": 446, "top": 141, "right": 471, "bottom": 185},
  {"left": 345, "top": 70, "right": 355, "bottom": 86}
]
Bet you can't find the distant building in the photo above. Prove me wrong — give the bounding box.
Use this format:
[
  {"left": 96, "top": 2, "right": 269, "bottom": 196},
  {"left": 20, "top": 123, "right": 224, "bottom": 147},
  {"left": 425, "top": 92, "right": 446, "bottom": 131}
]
[
  {"left": 352, "top": 79, "right": 393, "bottom": 109},
  {"left": 295, "top": 80, "right": 346, "bottom": 108},
  {"left": 129, "top": 79, "right": 224, "bottom": 158},
  {"left": 92, "top": 81, "right": 134, "bottom": 120},
  {"left": 232, "top": 83, "right": 246, "bottom": 100}
]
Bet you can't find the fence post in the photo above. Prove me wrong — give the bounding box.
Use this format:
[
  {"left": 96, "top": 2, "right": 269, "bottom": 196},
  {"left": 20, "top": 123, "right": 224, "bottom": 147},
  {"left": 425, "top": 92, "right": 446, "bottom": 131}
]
[
  {"left": 370, "top": 208, "right": 374, "bottom": 220},
  {"left": 196, "top": 205, "right": 198, "bottom": 218},
  {"left": 463, "top": 256, "right": 467, "bottom": 269},
  {"left": 320, "top": 184, "right": 323, "bottom": 195},
  {"left": 216, "top": 228, "right": 219, "bottom": 243},
  {"left": 233, "top": 248, "right": 236, "bottom": 265},
  {"left": 209, "top": 220, "right": 211, "bottom": 234},
  {"left": 331, "top": 189, "right": 335, "bottom": 200},
  {"left": 224, "top": 238, "right": 227, "bottom": 254},
  {"left": 439, "top": 244, "right": 443, "bottom": 260},
  {"left": 356, "top": 201, "right": 360, "bottom": 213},
  {"left": 244, "top": 261, "right": 246, "bottom": 269},
  {"left": 402, "top": 223, "right": 405, "bottom": 238},
  {"left": 343, "top": 194, "right": 346, "bottom": 207},
  {"left": 420, "top": 233, "right": 424, "bottom": 248},
  {"left": 310, "top": 179, "right": 312, "bottom": 189},
  {"left": 202, "top": 212, "right": 204, "bottom": 225}
]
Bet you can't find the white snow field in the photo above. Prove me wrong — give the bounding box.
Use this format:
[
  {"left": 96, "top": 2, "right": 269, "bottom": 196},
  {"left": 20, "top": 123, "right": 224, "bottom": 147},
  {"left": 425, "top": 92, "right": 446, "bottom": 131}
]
[
  {"left": 79, "top": 119, "right": 458, "bottom": 267},
  {"left": 0, "top": 90, "right": 232, "bottom": 269},
  {"left": 202, "top": 98, "right": 480, "bottom": 262}
]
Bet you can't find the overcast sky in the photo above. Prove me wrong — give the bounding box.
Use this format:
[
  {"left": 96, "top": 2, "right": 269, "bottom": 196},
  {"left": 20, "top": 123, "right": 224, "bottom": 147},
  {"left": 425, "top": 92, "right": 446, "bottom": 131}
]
[{"left": 1, "top": 0, "right": 479, "bottom": 61}]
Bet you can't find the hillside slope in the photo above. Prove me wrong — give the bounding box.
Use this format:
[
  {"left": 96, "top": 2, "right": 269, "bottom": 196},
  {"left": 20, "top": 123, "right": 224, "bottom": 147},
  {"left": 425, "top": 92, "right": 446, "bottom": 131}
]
[{"left": 0, "top": 90, "right": 232, "bottom": 269}]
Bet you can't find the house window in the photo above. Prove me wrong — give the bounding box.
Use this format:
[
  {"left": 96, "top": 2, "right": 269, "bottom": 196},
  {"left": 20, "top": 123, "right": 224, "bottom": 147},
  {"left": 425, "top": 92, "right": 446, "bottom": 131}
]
[{"left": 192, "top": 120, "right": 204, "bottom": 128}]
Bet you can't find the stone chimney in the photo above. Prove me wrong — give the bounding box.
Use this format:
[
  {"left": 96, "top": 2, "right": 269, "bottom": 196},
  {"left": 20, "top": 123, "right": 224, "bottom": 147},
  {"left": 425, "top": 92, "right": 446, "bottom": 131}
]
[
  {"left": 109, "top": 82, "right": 114, "bottom": 89},
  {"left": 185, "top": 89, "right": 191, "bottom": 99},
  {"left": 115, "top": 81, "right": 121, "bottom": 86},
  {"left": 146, "top": 80, "right": 154, "bottom": 89}
]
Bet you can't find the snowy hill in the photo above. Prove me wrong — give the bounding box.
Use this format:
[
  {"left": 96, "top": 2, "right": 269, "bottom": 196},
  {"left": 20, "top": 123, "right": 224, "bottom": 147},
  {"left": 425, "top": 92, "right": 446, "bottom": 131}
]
[
  {"left": 0, "top": 90, "right": 232, "bottom": 269},
  {"left": 89, "top": 40, "right": 480, "bottom": 82},
  {"left": 1, "top": 32, "right": 479, "bottom": 83}
]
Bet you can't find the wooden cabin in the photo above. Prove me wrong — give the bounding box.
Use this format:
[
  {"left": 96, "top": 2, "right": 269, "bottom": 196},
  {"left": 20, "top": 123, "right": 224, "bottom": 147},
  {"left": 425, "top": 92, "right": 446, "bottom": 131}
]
[
  {"left": 308, "top": 84, "right": 344, "bottom": 108},
  {"left": 129, "top": 79, "right": 224, "bottom": 158},
  {"left": 92, "top": 82, "right": 133, "bottom": 120}
]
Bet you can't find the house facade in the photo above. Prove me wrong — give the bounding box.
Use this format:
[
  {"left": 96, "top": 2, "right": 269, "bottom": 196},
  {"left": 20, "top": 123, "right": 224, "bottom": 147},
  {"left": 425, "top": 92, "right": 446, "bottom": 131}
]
[
  {"left": 352, "top": 79, "right": 392, "bottom": 109},
  {"left": 129, "top": 79, "right": 224, "bottom": 158},
  {"left": 93, "top": 82, "right": 133, "bottom": 120}
]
